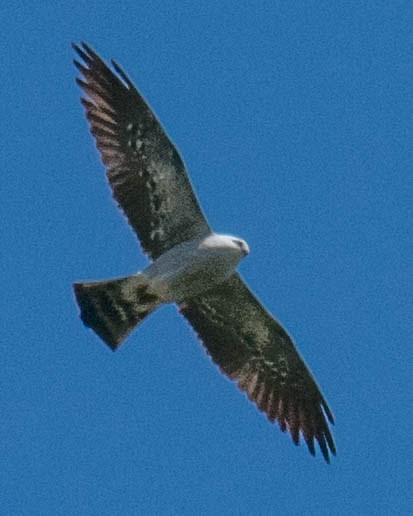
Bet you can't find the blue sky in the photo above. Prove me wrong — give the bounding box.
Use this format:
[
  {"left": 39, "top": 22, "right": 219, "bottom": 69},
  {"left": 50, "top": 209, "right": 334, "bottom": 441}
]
[{"left": 2, "top": 1, "right": 412, "bottom": 514}]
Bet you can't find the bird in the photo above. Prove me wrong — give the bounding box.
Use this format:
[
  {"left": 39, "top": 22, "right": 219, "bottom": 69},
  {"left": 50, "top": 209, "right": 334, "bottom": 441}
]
[{"left": 72, "top": 42, "right": 336, "bottom": 463}]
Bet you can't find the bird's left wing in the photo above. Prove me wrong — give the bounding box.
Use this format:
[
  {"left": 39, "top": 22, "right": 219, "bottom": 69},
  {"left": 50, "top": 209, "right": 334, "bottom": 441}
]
[
  {"left": 73, "top": 42, "right": 211, "bottom": 260},
  {"left": 180, "top": 272, "right": 336, "bottom": 462}
]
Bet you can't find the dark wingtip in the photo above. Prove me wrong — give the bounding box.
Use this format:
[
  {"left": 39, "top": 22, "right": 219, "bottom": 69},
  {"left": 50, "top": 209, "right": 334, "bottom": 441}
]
[
  {"left": 305, "top": 436, "right": 316, "bottom": 457},
  {"left": 111, "top": 59, "right": 134, "bottom": 89},
  {"left": 107, "top": 340, "right": 121, "bottom": 352},
  {"left": 80, "top": 41, "right": 94, "bottom": 55},
  {"left": 325, "top": 427, "right": 337, "bottom": 457},
  {"left": 72, "top": 41, "right": 95, "bottom": 67},
  {"left": 317, "top": 434, "right": 330, "bottom": 463},
  {"left": 321, "top": 398, "right": 335, "bottom": 425},
  {"left": 75, "top": 77, "right": 87, "bottom": 89}
]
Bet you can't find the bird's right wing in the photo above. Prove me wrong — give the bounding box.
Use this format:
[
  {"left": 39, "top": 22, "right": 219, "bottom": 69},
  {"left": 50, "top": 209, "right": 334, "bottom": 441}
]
[
  {"left": 73, "top": 42, "right": 211, "bottom": 260},
  {"left": 180, "top": 272, "right": 336, "bottom": 462}
]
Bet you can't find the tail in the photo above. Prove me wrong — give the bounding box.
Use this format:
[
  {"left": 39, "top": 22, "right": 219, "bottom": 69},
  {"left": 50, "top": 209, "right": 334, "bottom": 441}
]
[{"left": 73, "top": 274, "right": 162, "bottom": 350}]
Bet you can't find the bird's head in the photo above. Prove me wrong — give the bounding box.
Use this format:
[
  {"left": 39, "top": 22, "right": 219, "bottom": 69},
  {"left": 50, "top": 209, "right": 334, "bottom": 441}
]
[
  {"left": 231, "top": 237, "right": 250, "bottom": 257},
  {"left": 218, "top": 234, "right": 250, "bottom": 257},
  {"left": 200, "top": 233, "right": 250, "bottom": 261}
]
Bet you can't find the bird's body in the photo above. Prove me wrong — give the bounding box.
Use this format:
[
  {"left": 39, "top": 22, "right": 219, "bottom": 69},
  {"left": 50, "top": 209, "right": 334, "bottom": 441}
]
[
  {"left": 72, "top": 43, "right": 336, "bottom": 462},
  {"left": 75, "top": 233, "right": 248, "bottom": 346},
  {"left": 143, "top": 233, "right": 249, "bottom": 302},
  {"left": 147, "top": 233, "right": 249, "bottom": 304}
]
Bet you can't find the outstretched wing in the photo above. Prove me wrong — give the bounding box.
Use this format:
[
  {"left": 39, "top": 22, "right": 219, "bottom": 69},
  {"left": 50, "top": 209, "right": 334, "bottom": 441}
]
[
  {"left": 180, "top": 272, "right": 336, "bottom": 463},
  {"left": 73, "top": 42, "right": 211, "bottom": 260}
]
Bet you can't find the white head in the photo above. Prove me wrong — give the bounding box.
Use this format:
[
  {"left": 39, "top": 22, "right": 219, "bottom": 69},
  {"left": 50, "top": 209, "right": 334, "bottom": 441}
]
[
  {"left": 201, "top": 233, "right": 250, "bottom": 257},
  {"left": 228, "top": 236, "right": 250, "bottom": 257}
]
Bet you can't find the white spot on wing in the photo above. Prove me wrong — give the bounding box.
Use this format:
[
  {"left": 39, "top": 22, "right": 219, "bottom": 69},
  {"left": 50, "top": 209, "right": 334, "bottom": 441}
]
[{"left": 150, "top": 228, "right": 165, "bottom": 240}]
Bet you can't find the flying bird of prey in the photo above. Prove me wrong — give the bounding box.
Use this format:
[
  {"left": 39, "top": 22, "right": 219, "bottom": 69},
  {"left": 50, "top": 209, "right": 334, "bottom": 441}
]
[{"left": 72, "top": 42, "right": 336, "bottom": 462}]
